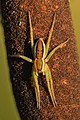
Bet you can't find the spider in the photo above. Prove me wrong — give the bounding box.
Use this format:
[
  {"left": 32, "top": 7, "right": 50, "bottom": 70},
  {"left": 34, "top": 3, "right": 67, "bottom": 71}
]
[{"left": 10, "top": 11, "right": 68, "bottom": 109}]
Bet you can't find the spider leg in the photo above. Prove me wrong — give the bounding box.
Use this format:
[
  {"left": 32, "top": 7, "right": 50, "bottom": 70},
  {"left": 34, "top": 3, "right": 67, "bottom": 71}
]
[
  {"left": 45, "top": 13, "right": 56, "bottom": 57},
  {"left": 44, "top": 63, "right": 57, "bottom": 107},
  {"left": 28, "top": 11, "right": 34, "bottom": 54},
  {"left": 9, "top": 55, "right": 33, "bottom": 63},
  {"left": 45, "top": 39, "right": 69, "bottom": 62},
  {"left": 32, "top": 66, "right": 40, "bottom": 109}
]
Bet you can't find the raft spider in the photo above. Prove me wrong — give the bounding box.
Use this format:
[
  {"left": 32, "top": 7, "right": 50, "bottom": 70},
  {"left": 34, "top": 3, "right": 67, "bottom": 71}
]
[{"left": 10, "top": 11, "right": 68, "bottom": 109}]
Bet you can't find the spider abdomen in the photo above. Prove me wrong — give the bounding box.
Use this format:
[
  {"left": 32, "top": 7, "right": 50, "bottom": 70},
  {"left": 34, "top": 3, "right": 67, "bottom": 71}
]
[{"left": 34, "top": 38, "right": 45, "bottom": 59}]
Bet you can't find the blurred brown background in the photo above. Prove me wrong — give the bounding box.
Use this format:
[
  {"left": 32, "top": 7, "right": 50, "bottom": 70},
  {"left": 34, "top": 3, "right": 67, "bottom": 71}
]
[{"left": 1, "top": 0, "right": 80, "bottom": 120}]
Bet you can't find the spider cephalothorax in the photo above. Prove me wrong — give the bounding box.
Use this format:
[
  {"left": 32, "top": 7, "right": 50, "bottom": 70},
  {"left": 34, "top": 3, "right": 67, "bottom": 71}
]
[{"left": 10, "top": 12, "right": 68, "bottom": 109}]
